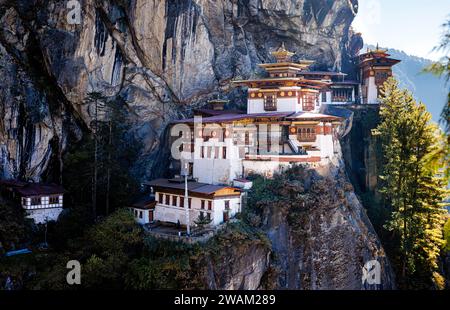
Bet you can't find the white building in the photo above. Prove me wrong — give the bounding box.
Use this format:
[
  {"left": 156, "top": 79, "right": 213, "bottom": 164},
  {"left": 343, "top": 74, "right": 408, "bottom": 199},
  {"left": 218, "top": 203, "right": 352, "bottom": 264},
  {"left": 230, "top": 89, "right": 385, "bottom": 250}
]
[
  {"left": 129, "top": 196, "right": 156, "bottom": 225},
  {"left": 146, "top": 178, "right": 242, "bottom": 227},
  {"left": 143, "top": 44, "right": 401, "bottom": 228},
  {"left": 357, "top": 47, "right": 400, "bottom": 104},
  {"left": 170, "top": 45, "right": 343, "bottom": 184},
  {"left": 0, "top": 180, "right": 64, "bottom": 224}
]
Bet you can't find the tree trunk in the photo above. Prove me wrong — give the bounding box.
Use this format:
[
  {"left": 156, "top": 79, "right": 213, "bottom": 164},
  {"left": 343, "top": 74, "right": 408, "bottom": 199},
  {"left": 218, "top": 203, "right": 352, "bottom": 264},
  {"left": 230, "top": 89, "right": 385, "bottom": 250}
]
[
  {"left": 92, "top": 99, "right": 98, "bottom": 219},
  {"left": 106, "top": 120, "right": 112, "bottom": 215}
]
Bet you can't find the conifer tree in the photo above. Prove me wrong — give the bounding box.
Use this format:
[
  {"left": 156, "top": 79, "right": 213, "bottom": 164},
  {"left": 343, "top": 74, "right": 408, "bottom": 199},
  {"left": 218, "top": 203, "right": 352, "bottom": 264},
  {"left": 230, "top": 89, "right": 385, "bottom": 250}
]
[{"left": 374, "top": 78, "right": 448, "bottom": 288}]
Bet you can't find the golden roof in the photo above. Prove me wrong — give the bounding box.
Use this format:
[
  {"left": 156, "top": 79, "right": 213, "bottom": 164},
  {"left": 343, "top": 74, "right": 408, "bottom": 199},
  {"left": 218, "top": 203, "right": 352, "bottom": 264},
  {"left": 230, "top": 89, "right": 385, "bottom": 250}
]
[
  {"left": 271, "top": 42, "right": 295, "bottom": 62},
  {"left": 367, "top": 43, "right": 388, "bottom": 54}
]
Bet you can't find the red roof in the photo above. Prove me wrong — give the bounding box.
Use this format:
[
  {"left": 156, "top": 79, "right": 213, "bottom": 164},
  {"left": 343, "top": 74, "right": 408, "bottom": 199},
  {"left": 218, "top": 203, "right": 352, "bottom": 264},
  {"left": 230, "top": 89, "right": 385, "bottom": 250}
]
[
  {"left": 300, "top": 71, "right": 347, "bottom": 76},
  {"left": 145, "top": 178, "right": 241, "bottom": 196},
  {"left": 0, "top": 180, "right": 65, "bottom": 196},
  {"left": 193, "top": 109, "right": 245, "bottom": 117},
  {"left": 14, "top": 184, "right": 65, "bottom": 197},
  {"left": 286, "top": 112, "right": 343, "bottom": 121},
  {"left": 173, "top": 112, "right": 293, "bottom": 124}
]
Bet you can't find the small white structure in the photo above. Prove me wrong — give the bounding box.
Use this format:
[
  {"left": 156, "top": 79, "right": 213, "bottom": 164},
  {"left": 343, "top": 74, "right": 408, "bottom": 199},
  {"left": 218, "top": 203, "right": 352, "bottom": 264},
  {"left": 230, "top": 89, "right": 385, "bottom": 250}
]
[
  {"left": 233, "top": 178, "right": 253, "bottom": 190},
  {"left": 0, "top": 180, "right": 65, "bottom": 224},
  {"left": 146, "top": 178, "right": 242, "bottom": 227},
  {"left": 129, "top": 197, "right": 156, "bottom": 225},
  {"left": 358, "top": 47, "right": 400, "bottom": 104}
]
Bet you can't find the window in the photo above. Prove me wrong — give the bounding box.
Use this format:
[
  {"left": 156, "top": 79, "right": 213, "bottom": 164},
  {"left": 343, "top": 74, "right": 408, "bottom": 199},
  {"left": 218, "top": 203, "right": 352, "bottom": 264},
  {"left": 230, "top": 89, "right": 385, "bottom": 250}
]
[
  {"left": 264, "top": 94, "right": 277, "bottom": 111},
  {"left": 180, "top": 196, "right": 184, "bottom": 208},
  {"left": 50, "top": 196, "right": 59, "bottom": 204},
  {"left": 31, "top": 197, "right": 41, "bottom": 205},
  {"left": 165, "top": 194, "right": 170, "bottom": 205},
  {"left": 321, "top": 92, "right": 327, "bottom": 102},
  {"left": 215, "top": 147, "right": 220, "bottom": 159},
  {"left": 375, "top": 71, "right": 389, "bottom": 85},
  {"left": 172, "top": 196, "right": 177, "bottom": 207},
  {"left": 201, "top": 146, "right": 205, "bottom": 158},
  {"left": 139, "top": 211, "right": 143, "bottom": 219},
  {"left": 188, "top": 198, "right": 192, "bottom": 209},
  {"left": 201, "top": 200, "right": 205, "bottom": 210},
  {"left": 158, "top": 193, "right": 163, "bottom": 204},
  {"left": 222, "top": 128, "right": 227, "bottom": 141},
  {"left": 297, "top": 127, "right": 316, "bottom": 142},
  {"left": 222, "top": 147, "right": 227, "bottom": 159},
  {"left": 332, "top": 88, "right": 352, "bottom": 102},
  {"left": 224, "top": 200, "right": 230, "bottom": 210},
  {"left": 302, "top": 93, "right": 316, "bottom": 111},
  {"left": 208, "top": 201, "right": 212, "bottom": 210}
]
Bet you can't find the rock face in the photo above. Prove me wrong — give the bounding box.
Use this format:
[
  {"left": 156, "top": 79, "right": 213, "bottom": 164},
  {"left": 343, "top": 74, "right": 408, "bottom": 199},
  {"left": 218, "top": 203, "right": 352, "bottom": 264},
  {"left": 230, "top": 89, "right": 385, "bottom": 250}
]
[
  {"left": 0, "top": 0, "right": 359, "bottom": 181},
  {"left": 203, "top": 231, "right": 271, "bottom": 290},
  {"left": 250, "top": 151, "right": 395, "bottom": 290}
]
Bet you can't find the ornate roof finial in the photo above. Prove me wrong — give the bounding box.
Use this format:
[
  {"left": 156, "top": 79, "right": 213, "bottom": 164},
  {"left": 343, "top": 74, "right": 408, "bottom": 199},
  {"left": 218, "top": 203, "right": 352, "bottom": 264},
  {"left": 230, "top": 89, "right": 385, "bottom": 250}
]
[
  {"left": 374, "top": 43, "right": 387, "bottom": 54},
  {"left": 271, "top": 42, "right": 295, "bottom": 63}
]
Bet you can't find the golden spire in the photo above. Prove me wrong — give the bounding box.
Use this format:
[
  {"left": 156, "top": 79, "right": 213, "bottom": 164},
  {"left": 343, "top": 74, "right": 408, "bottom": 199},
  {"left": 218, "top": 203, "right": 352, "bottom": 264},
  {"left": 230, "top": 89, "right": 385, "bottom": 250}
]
[
  {"left": 271, "top": 42, "right": 295, "bottom": 63},
  {"left": 373, "top": 43, "right": 387, "bottom": 54}
]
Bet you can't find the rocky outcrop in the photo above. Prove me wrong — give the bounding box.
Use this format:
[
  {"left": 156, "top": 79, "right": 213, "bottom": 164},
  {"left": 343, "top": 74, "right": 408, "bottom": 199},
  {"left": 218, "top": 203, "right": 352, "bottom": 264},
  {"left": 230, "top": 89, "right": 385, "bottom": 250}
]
[
  {"left": 340, "top": 105, "right": 382, "bottom": 194},
  {"left": 0, "top": 0, "right": 359, "bottom": 181},
  {"left": 203, "top": 231, "right": 271, "bottom": 290},
  {"left": 262, "top": 164, "right": 395, "bottom": 289}
]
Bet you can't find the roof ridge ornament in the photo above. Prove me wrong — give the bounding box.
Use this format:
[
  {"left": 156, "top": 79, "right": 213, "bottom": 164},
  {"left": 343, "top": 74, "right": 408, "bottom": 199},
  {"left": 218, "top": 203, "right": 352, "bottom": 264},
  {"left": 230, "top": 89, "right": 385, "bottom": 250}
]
[{"left": 271, "top": 42, "right": 295, "bottom": 63}]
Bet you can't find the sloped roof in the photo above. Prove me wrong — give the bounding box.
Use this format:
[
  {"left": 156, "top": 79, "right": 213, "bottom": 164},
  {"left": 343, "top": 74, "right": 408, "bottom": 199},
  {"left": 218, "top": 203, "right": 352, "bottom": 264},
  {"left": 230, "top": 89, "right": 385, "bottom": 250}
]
[
  {"left": 286, "top": 112, "right": 343, "bottom": 121},
  {"left": 173, "top": 112, "right": 293, "bottom": 124},
  {"left": 131, "top": 196, "right": 156, "bottom": 210},
  {"left": 145, "top": 179, "right": 241, "bottom": 196},
  {"left": 15, "top": 184, "right": 65, "bottom": 196}
]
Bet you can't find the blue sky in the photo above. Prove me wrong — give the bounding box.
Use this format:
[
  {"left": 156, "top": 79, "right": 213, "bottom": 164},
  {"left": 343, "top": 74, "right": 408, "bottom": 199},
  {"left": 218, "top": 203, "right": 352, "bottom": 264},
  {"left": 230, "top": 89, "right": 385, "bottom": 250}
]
[{"left": 352, "top": 0, "right": 450, "bottom": 60}]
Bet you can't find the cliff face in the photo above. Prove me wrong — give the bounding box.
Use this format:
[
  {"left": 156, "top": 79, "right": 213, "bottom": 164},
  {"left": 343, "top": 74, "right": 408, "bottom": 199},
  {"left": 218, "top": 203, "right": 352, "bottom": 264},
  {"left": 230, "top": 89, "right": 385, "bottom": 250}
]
[
  {"left": 0, "top": 0, "right": 359, "bottom": 181},
  {"left": 262, "top": 163, "right": 394, "bottom": 289}
]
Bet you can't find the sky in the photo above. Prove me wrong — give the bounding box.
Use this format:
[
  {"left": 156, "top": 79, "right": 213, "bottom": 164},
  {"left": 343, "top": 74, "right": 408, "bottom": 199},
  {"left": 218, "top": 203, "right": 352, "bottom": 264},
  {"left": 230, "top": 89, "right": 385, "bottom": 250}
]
[{"left": 352, "top": 0, "right": 450, "bottom": 60}]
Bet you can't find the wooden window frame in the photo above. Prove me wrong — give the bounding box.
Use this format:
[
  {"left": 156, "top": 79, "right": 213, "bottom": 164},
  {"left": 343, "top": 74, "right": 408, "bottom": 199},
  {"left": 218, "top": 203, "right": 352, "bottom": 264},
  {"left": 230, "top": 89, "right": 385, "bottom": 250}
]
[
  {"left": 165, "top": 194, "right": 170, "bottom": 205},
  {"left": 264, "top": 94, "right": 277, "bottom": 111}
]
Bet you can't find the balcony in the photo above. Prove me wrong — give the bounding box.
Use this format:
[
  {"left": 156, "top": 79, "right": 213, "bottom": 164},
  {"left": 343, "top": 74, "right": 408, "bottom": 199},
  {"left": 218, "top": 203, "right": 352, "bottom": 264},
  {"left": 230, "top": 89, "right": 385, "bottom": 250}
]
[{"left": 297, "top": 134, "right": 316, "bottom": 142}]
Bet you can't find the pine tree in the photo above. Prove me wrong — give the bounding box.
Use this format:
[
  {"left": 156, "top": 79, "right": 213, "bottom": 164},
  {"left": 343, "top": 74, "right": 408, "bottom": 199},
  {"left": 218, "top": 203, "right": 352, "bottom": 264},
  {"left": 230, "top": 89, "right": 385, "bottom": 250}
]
[
  {"left": 374, "top": 78, "right": 448, "bottom": 289},
  {"left": 63, "top": 94, "right": 141, "bottom": 218},
  {"left": 424, "top": 18, "right": 450, "bottom": 178}
]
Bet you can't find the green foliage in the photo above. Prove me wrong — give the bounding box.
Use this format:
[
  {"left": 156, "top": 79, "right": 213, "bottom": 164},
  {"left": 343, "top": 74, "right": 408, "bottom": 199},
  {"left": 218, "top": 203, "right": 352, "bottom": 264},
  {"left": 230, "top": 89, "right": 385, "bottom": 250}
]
[
  {"left": 0, "top": 200, "right": 31, "bottom": 253},
  {"left": 63, "top": 94, "right": 141, "bottom": 217},
  {"left": 375, "top": 77, "right": 449, "bottom": 289},
  {"left": 444, "top": 217, "right": 450, "bottom": 253},
  {"left": 245, "top": 166, "right": 310, "bottom": 221},
  {"left": 194, "top": 212, "right": 212, "bottom": 229},
  {"left": 125, "top": 221, "right": 271, "bottom": 290},
  {"left": 125, "top": 238, "right": 204, "bottom": 289},
  {"left": 80, "top": 209, "right": 143, "bottom": 289}
]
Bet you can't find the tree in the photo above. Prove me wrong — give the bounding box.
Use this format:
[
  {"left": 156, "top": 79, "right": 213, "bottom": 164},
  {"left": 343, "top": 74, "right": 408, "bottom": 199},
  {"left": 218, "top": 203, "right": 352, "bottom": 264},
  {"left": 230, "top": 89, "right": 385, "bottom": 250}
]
[
  {"left": 63, "top": 94, "right": 141, "bottom": 219},
  {"left": 194, "top": 213, "right": 212, "bottom": 231},
  {"left": 374, "top": 78, "right": 449, "bottom": 289},
  {"left": 83, "top": 92, "right": 107, "bottom": 218},
  {"left": 424, "top": 18, "right": 450, "bottom": 178}
]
